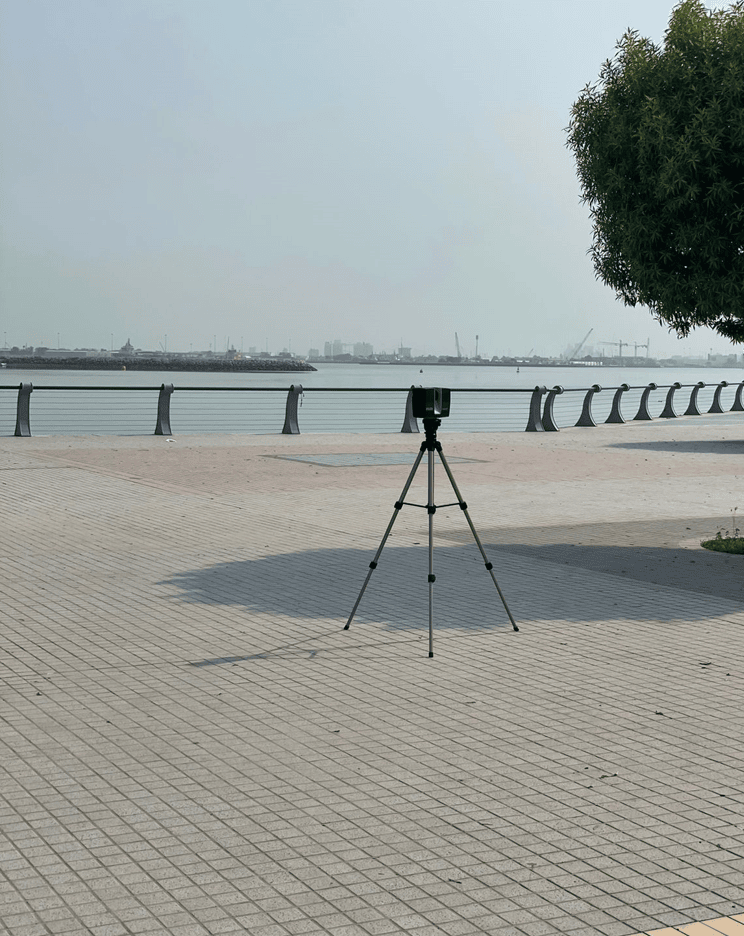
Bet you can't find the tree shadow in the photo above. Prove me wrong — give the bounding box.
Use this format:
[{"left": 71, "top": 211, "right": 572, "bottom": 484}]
[
  {"left": 610, "top": 438, "right": 744, "bottom": 455},
  {"left": 488, "top": 542, "right": 743, "bottom": 604},
  {"left": 162, "top": 544, "right": 518, "bottom": 633},
  {"left": 161, "top": 538, "right": 742, "bottom": 633}
]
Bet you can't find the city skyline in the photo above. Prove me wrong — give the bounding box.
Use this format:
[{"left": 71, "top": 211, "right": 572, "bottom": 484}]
[{"left": 3, "top": 331, "right": 739, "bottom": 365}]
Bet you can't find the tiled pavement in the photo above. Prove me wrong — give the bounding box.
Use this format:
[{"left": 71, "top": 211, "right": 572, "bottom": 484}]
[{"left": 1, "top": 416, "right": 744, "bottom": 936}]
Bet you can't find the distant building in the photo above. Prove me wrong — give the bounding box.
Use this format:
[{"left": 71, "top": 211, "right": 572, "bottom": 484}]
[
  {"left": 324, "top": 339, "right": 353, "bottom": 358},
  {"left": 308, "top": 348, "right": 320, "bottom": 360},
  {"left": 353, "top": 342, "right": 374, "bottom": 357},
  {"left": 708, "top": 353, "right": 740, "bottom": 366},
  {"left": 115, "top": 339, "right": 135, "bottom": 356}
]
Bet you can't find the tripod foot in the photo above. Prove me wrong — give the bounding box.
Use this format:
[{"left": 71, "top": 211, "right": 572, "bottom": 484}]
[{"left": 429, "top": 651, "right": 433, "bottom": 658}]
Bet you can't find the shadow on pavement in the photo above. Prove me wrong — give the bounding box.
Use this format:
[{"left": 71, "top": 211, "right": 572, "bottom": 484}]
[
  {"left": 610, "top": 438, "right": 744, "bottom": 455},
  {"left": 485, "top": 542, "right": 743, "bottom": 604},
  {"left": 163, "top": 544, "right": 516, "bottom": 632},
  {"left": 162, "top": 537, "right": 742, "bottom": 630}
]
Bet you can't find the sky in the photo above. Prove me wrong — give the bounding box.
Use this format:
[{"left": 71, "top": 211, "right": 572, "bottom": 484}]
[{"left": 0, "top": 0, "right": 738, "bottom": 359}]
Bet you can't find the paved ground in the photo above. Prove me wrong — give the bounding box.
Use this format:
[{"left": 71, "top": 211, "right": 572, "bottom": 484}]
[{"left": 1, "top": 415, "right": 744, "bottom": 936}]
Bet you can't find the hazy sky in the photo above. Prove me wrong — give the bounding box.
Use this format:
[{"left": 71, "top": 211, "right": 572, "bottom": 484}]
[{"left": 1, "top": 0, "right": 737, "bottom": 358}]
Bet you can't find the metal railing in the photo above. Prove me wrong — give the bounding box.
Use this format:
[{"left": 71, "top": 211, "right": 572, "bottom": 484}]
[{"left": 2, "top": 380, "right": 742, "bottom": 437}]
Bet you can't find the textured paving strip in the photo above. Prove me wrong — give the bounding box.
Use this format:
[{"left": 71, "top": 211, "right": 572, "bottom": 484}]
[
  {"left": 1, "top": 419, "right": 743, "bottom": 935},
  {"left": 629, "top": 911, "right": 744, "bottom": 933}
]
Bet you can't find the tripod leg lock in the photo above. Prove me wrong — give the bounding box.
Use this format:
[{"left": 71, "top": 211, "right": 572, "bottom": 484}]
[
  {"left": 394, "top": 501, "right": 403, "bottom": 510},
  {"left": 485, "top": 562, "right": 493, "bottom": 571},
  {"left": 459, "top": 501, "right": 468, "bottom": 510},
  {"left": 428, "top": 573, "right": 436, "bottom": 583},
  {"left": 427, "top": 505, "right": 436, "bottom": 515},
  {"left": 369, "top": 560, "right": 378, "bottom": 569}
]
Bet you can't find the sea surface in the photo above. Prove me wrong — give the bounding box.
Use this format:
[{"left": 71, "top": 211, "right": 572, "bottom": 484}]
[{"left": 2, "top": 362, "right": 742, "bottom": 435}]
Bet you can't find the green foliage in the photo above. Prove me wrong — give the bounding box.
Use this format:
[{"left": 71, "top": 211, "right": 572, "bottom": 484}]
[
  {"left": 567, "top": 1, "right": 744, "bottom": 341},
  {"left": 701, "top": 507, "right": 744, "bottom": 553},
  {"left": 701, "top": 535, "right": 744, "bottom": 553}
]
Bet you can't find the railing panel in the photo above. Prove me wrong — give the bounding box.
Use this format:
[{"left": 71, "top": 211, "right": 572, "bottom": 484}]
[
  {"left": 713, "top": 383, "right": 736, "bottom": 412},
  {"left": 0, "top": 386, "right": 17, "bottom": 436},
  {"left": 169, "top": 389, "right": 286, "bottom": 434},
  {"left": 298, "top": 389, "right": 534, "bottom": 434},
  {"left": 544, "top": 390, "right": 588, "bottom": 428},
  {"left": 447, "top": 391, "right": 531, "bottom": 433},
  {"left": 629, "top": 385, "right": 667, "bottom": 420},
  {"left": 693, "top": 384, "right": 716, "bottom": 412},
  {"left": 588, "top": 391, "right": 615, "bottom": 424},
  {"left": 299, "top": 390, "right": 407, "bottom": 433},
  {"left": 29, "top": 389, "right": 156, "bottom": 435}
]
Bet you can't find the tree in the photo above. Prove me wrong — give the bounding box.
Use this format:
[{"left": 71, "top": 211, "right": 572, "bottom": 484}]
[{"left": 566, "top": 0, "right": 744, "bottom": 341}]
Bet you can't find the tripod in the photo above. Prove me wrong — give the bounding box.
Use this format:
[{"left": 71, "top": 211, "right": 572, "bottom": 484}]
[{"left": 344, "top": 417, "right": 518, "bottom": 656}]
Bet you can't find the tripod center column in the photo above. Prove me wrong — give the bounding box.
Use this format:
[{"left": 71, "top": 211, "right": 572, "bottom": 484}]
[{"left": 428, "top": 444, "right": 435, "bottom": 658}]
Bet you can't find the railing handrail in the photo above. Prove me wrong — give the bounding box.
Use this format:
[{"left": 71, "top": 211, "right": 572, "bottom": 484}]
[
  {"left": 6, "top": 385, "right": 170, "bottom": 391},
  {"left": 3, "top": 384, "right": 537, "bottom": 393},
  {"left": 0, "top": 381, "right": 720, "bottom": 393},
  {"left": 544, "top": 383, "right": 706, "bottom": 392}
]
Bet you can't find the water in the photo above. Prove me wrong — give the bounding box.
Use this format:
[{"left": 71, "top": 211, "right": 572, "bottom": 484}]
[{"left": 1, "top": 363, "right": 742, "bottom": 435}]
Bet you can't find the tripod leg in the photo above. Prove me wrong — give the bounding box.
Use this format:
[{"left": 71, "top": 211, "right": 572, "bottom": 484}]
[
  {"left": 344, "top": 445, "right": 427, "bottom": 630},
  {"left": 436, "top": 447, "right": 519, "bottom": 632},
  {"left": 428, "top": 447, "right": 435, "bottom": 658}
]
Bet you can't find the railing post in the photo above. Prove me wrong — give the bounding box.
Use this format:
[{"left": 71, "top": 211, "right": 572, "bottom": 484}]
[
  {"left": 282, "top": 384, "right": 303, "bottom": 434},
  {"left": 659, "top": 382, "right": 681, "bottom": 419},
  {"left": 542, "top": 386, "right": 563, "bottom": 431},
  {"left": 400, "top": 386, "right": 420, "bottom": 433},
  {"left": 525, "top": 386, "right": 546, "bottom": 431},
  {"left": 634, "top": 383, "right": 658, "bottom": 420},
  {"left": 14, "top": 382, "right": 32, "bottom": 437},
  {"left": 605, "top": 384, "right": 629, "bottom": 424},
  {"left": 575, "top": 384, "right": 601, "bottom": 427},
  {"left": 731, "top": 380, "right": 744, "bottom": 412},
  {"left": 684, "top": 381, "right": 705, "bottom": 415},
  {"left": 154, "top": 383, "right": 174, "bottom": 435},
  {"left": 708, "top": 380, "right": 729, "bottom": 413}
]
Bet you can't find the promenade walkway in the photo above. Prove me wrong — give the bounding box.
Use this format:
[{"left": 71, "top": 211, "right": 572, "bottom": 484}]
[{"left": 1, "top": 415, "right": 743, "bottom": 936}]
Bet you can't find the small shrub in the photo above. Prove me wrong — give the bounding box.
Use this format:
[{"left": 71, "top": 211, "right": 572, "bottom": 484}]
[{"left": 701, "top": 508, "right": 744, "bottom": 554}]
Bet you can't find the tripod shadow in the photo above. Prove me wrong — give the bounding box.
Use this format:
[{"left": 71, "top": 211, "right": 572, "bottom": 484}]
[{"left": 160, "top": 540, "right": 741, "bottom": 630}]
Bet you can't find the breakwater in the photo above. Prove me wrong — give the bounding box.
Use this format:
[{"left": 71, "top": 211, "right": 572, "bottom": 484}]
[{"left": 0, "top": 356, "right": 316, "bottom": 373}]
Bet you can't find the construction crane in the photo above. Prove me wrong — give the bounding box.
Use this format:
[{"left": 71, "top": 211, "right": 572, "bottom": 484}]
[
  {"left": 633, "top": 338, "right": 650, "bottom": 358},
  {"left": 455, "top": 332, "right": 462, "bottom": 359},
  {"left": 568, "top": 328, "right": 593, "bottom": 360},
  {"left": 599, "top": 340, "right": 626, "bottom": 358}
]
